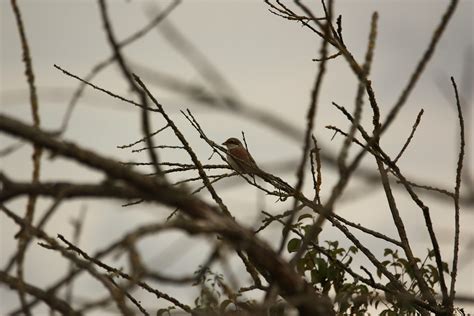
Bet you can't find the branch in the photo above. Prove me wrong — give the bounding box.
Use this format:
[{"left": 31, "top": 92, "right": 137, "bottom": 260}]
[
  {"left": 0, "top": 174, "right": 144, "bottom": 203},
  {"left": 0, "top": 113, "right": 334, "bottom": 315},
  {"left": 10, "top": 1, "right": 43, "bottom": 314},
  {"left": 449, "top": 76, "right": 465, "bottom": 307},
  {"left": 0, "top": 271, "right": 80, "bottom": 316}
]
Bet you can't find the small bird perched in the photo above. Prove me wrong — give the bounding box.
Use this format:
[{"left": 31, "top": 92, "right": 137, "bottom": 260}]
[{"left": 222, "top": 137, "right": 261, "bottom": 175}]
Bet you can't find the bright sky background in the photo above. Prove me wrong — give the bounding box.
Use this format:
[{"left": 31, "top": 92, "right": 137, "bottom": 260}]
[{"left": 1, "top": 0, "right": 473, "bottom": 314}]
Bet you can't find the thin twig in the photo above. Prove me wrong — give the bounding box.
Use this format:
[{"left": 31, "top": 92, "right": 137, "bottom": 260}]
[
  {"left": 0, "top": 141, "right": 24, "bottom": 157},
  {"left": 393, "top": 109, "right": 424, "bottom": 164},
  {"left": 134, "top": 75, "right": 264, "bottom": 289},
  {"left": 331, "top": 100, "right": 443, "bottom": 305},
  {"left": 98, "top": 0, "right": 164, "bottom": 178},
  {"left": 449, "top": 76, "right": 465, "bottom": 307},
  {"left": 279, "top": 0, "right": 331, "bottom": 256},
  {"left": 310, "top": 135, "right": 322, "bottom": 204},
  {"left": 54, "top": 64, "right": 157, "bottom": 111},
  {"left": 10, "top": 1, "right": 43, "bottom": 314},
  {"left": 0, "top": 270, "right": 80, "bottom": 316},
  {"left": 117, "top": 124, "right": 169, "bottom": 149},
  {"left": 65, "top": 207, "right": 88, "bottom": 305},
  {"left": 57, "top": 234, "right": 187, "bottom": 314},
  {"left": 337, "top": 12, "right": 378, "bottom": 172}
]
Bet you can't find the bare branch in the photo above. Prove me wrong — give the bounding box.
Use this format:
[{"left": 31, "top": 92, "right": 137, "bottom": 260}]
[{"left": 449, "top": 76, "right": 465, "bottom": 307}]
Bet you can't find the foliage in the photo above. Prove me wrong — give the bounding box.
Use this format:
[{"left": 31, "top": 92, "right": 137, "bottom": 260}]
[{"left": 282, "top": 212, "right": 452, "bottom": 316}]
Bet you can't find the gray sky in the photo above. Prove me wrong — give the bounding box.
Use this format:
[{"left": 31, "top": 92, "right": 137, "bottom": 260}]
[{"left": 1, "top": 0, "right": 473, "bottom": 314}]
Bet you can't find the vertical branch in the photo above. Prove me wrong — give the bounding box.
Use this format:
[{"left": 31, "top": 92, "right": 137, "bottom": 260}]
[
  {"left": 449, "top": 76, "right": 465, "bottom": 307},
  {"left": 332, "top": 101, "right": 444, "bottom": 305},
  {"left": 357, "top": 11, "right": 432, "bottom": 302},
  {"left": 393, "top": 109, "right": 424, "bottom": 164},
  {"left": 133, "top": 75, "right": 231, "bottom": 216},
  {"left": 278, "top": 0, "right": 331, "bottom": 255},
  {"left": 374, "top": 158, "right": 436, "bottom": 305},
  {"left": 65, "top": 207, "right": 87, "bottom": 304},
  {"left": 292, "top": 6, "right": 378, "bottom": 264},
  {"left": 97, "top": 0, "right": 165, "bottom": 179},
  {"left": 3, "top": 193, "right": 67, "bottom": 274},
  {"left": 10, "top": 1, "right": 42, "bottom": 314},
  {"left": 310, "top": 135, "right": 323, "bottom": 204},
  {"left": 337, "top": 12, "right": 378, "bottom": 172},
  {"left": 133, "top": 77, "right": 263, "bottom": 288}
]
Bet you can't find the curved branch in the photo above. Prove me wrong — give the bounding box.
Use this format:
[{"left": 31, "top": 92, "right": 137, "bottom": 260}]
[
  {"left": 0, "top": 113, "right": 334, "bottom": 316},
  {"left": 0, "top": 174, "right": 143, "bottom": 203}
]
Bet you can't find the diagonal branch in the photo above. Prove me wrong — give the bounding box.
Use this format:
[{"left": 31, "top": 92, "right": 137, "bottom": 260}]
[{"left": 0, "top": 113, "right": 334, "bottom": 316}]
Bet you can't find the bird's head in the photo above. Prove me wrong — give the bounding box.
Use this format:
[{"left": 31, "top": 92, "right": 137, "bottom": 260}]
[{"left": 222, "top": 137, "right": 243, "bottom": 149}]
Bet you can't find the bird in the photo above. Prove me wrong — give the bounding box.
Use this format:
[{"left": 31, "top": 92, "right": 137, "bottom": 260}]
[{"left": 222, "top": 137, "right": 261, "bottom": 176}]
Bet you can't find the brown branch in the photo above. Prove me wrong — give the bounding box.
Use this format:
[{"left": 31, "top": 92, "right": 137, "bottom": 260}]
[
  {"left": 449, "top": 76, "right": 465, "bottom": 307},
  {"left": 288, "top": 2, "right": 385, "bottom": 265},
  {"left": 6, "top": 219, "right": 214, "bottom": 315},
  {"left": 10, "top": 1, "right": 43, "bottom": 314},
  {"left": 310, "top": 135, "right": 323, "bottom": 204},
  {"left": 134, "top": 75, "right": 265, "bottom": 291},
  {"left": 97, "top": 0, "right": 164, "bottom": 178},
  {"left": 393, "top": 109, "right": 424, "bottom": 164},
  {"left": 332, "top": 100, "right": 448, "bottom": 305},
  {"left": 3, "top": 192, "right": 66, "bottom": 274},
  {"left": 279, "top": 0, "right": 331, "bottom": 256},
  {"left": 0, "top": 141, "right": 24, "bottom": 157},
  {"left": 337, "top": 11, "right": 378, "bottom": 172},
  {"left": 53, "top": 64, "right": 158, "bottom": 112},
  {"left": 56, "top": 234, "right": 189, "bottom": 314},
  {"left": 180, "top": 108, "right": 421, "bottom": 306},
  {"left": 0, "top": 270, "right": 80, "bottom": 316},
  {"left": 264, "top": 211, "right": 437, "bottom": 313},
  {"left": 0, "top": 113, "right": 334, "bottom": 315},
  {"left": 374, "top": 155, "right": 436, "bottom": 305},
  {"left": 0, "top": 175, "right": 144, "bottom": 203},
  {"left": 65, "top": 207, "right": 87, "bottom": 305},
  {"left": 2, "top": 205, "right": 135, "bottom": 315}
]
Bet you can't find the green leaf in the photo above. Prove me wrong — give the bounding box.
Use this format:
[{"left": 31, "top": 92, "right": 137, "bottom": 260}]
[
  {"left": 296, "top": 257, "right": 306, "bottom": 273},
  {"left": 157, "top": 308, "right": 173, "bottom": 316},
  {"left": 345, "top": 256, "right": 353, "bottom": 266},
  {"left": 428, "top": 249, "right": 435, "bottom": 258},
  {"left": 428, "top": 265, "right": 439, "bottom": 283},
  {"left": 349, "top": 245, "right": 358, "bottom": 254},
  {"left": 376, "top": 268, "right": 382, "bottom": 279},
  {"left": 287, "top": 238, "right": 300, "bottom": 253},
  {"left": 302, "top": 225, "right": 313, "bottom": 235},
  {"left": 297, "top": 213, "right": 313, "bottom": 222},
  {"left": 311, "top": 269, "right": 323, "bottom": 284},
  {"left": 334, "top": 248, "right": 345, "bottom": 257},
  {"left": 316, "top": 258, "right": 328, "bottom": 275}
]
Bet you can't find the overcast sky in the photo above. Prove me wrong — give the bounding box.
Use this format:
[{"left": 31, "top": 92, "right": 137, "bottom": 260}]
[{"left": 1, "top": 0, "right": 473, "bottom": 314}]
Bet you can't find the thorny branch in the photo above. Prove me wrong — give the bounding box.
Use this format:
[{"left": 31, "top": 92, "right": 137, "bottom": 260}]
[
  {"left": 1, "top": 0, "right": 471, "bottom": 315},
  {"left": 9, "top": 1, "right": 43, "bottom": 315}
]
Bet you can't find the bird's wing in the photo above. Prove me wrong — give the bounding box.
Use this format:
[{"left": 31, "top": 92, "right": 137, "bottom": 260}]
[{"left": 233, "top": 147, "right": 254, "bottom": 161}]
